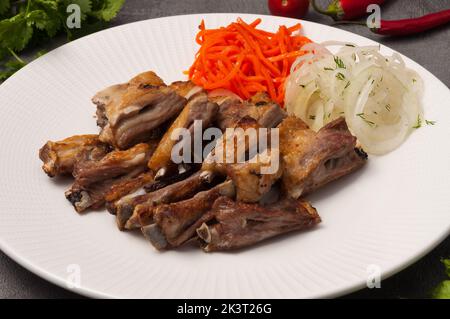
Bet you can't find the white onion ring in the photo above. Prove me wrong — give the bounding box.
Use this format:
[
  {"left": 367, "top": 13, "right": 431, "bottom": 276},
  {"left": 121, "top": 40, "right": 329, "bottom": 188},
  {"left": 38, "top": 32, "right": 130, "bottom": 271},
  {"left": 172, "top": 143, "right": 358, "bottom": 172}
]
[{"left": 284, "top": 42, "right": 423, "bottom": 155}]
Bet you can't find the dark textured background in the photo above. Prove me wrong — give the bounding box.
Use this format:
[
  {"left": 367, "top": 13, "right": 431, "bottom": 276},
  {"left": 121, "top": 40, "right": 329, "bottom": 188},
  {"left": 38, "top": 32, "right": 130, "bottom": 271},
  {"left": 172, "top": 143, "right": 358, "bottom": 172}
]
[{"left": 0, "top": 0, "right": 449, "bottom": 299}]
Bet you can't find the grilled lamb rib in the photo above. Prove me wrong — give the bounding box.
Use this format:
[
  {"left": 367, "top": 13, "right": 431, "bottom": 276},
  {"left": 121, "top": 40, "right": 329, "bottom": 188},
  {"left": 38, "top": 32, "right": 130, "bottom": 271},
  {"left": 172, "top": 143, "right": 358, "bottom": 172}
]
[
  {"left": 113, "top": 168, "right": 199, "bottom": 229},
  {"left": 196, "top": 196, "right": 321, "bottom": 252},
  {"left": 92, "top": 72, "right": 197, "bottom": 149},
  {"left": 141, "top": 180, "right": 236, "bottom": 250},
  {"left": 148, "top": 91, "right": 219, "bottom": 178},
  {"left": 65, "top": 167, "right": 146, "bottom": 213},
  {"left": 226, "top": 148, "right": 282, "bottom": 203},
  {"left": 65, "top": 143, "right": 154, "bottom": 212},
  {"left": 279, "top": 116, "right": 367, "bottom": 198},
  {"left": 123, "top": 171, "right": 217, "bottom": 230},
  {"left": 214, "top": 92, "right": 286, "bottom": 131},
  {"left": 39, "top": 134, "right": 110, "bottom": 177}
]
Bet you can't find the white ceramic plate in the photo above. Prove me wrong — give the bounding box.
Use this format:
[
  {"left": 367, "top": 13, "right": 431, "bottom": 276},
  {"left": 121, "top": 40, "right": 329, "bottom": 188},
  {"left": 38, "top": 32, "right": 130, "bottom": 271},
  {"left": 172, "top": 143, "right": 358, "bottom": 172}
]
[{"left": 0, "top": 13, "right": 449, "bottom": 299}]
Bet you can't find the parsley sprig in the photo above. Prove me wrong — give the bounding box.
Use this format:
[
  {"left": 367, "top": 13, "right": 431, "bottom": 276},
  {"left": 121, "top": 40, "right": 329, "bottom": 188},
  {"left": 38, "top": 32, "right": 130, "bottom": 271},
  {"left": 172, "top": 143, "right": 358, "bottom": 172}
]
[{"left": 0, "top": 0, "right": 125, "bottom": 81}]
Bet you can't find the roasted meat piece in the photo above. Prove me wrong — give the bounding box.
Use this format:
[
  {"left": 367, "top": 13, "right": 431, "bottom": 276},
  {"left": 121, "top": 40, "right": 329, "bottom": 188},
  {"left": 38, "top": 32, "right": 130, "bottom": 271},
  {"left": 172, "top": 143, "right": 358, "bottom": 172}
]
[
  {"left": 141, "top": 180, "right": 235, "bottom": 250},
  {"left": 279, "top": 116, "right": 368, "bottom": 198},
  {"left": 65, "top": 167, "right": 145, "bottom": 213},
  {"left": 73, "top": 143, "right": 154, "bottom": 186},
  {"left": 39, "top": 134, "right": 110, "bottom": 177},
  {"left": 113, "top": 168, "right": 198, "bottom": 229},
  {"left": 215, "top": 92, "right": 286, "bottom": 131},
  {"left": 104, "top": 171, "right": 154, "bottom": 212},
  {"left": 226, "top": 149, "right": 282, "bottom": 203},
  {"left": 202, "top": 115, "right": 280, "bottom": 203},
  {"left": 202, "top": 116, "right": 263, "bottom": 177},
  {"left": 92, "top": 72, "right": 197, "bottom": 149},
  {"left": 124, "top": 171, "right": 217, "bottom": 230},
  {"left": 196, "top": 196, "right": 321, "bottom": 252},
  {"left": 148, "top": 91, "right": 218, "bottom": 178},
  {"left": 65, "top": 143, "right": 154, "bottom": 212}
]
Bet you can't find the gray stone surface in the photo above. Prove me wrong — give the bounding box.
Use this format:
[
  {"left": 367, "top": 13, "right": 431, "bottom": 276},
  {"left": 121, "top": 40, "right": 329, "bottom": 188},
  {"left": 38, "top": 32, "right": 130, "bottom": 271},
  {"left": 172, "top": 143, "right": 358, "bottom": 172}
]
[{"left": 0, "top": 0, "right": 449, "bottom": 299}]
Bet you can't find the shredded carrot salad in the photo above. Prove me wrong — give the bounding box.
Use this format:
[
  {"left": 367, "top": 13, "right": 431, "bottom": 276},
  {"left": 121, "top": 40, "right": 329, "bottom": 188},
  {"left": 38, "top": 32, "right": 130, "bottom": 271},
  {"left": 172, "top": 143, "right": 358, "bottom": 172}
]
[{"left": 188, "top": 18, "right": 312, "bottom": 106}]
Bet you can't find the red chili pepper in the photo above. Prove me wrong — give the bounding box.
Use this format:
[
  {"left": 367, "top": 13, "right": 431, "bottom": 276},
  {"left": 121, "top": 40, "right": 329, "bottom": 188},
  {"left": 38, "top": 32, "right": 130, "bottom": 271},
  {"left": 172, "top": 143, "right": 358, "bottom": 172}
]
[
  {"left": 311, "top": 0, "right": 385, "bottom": 20},
  {"left": 268, "top": 0, "right": 310, "bottom": 19},
  {"left": 371, "top": 9, "right": 450, "bottom": 36}
]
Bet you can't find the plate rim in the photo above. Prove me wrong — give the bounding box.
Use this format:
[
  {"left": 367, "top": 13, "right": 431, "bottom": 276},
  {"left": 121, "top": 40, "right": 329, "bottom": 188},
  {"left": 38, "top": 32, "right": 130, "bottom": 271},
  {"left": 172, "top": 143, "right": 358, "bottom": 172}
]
[{"left": 0, "top": 12, "right": 449, "bottom": 299}]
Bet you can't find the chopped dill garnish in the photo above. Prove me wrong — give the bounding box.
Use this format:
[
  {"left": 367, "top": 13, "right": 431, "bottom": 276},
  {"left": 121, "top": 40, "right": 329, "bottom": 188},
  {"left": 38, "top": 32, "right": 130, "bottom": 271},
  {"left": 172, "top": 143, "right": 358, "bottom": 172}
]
[
  {"left": 334, "top": 56, "right": 346, "bottom": 69},
  {"left": 356, "top": 113, "right": 376, "bottom": 127},
  {"left": 344, "top": 81, "right": 351, "bottom": 89},
  {"left": 425, "top": 120, "right": 436, "bottom": 125},
  {"left": 324, "top": 67, "right": 334, "bottom": 71},
  {"left": 336, "top": 72, "right": 345, "bottom": 80},
  {"left": 299, "top": 84, "right": 305, "bottom": 88},
  {"left": 385, "top": 104, "right": 391, "bottom": 111},
  {"left": 309, "top": 115, "right": 316, "bottom": 120},
  {"left": 412, "top": 115, "right": 422, "bottom": 129},
  {"left": 345, "top": 44, "right": 355, "bottom": 47}
]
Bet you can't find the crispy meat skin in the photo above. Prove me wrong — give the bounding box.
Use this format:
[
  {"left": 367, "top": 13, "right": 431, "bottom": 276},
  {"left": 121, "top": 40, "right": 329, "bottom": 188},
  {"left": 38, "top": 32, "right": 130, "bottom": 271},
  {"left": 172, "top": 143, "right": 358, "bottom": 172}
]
[
  {"left": 73, "top": 143, "right": 154, "bottom": 187},
  {"left": 148, "top": 91, "right": 218, "bottom": 174},
  {"left": 65, "top": 143, "right": 154, "bottom": 212},
  {"left": 279, "top": 116, "right": 367, "bottom": 198},
  {"left": 196, "top": 196, "right": 321, "bottom": 252},
  {"left": 114, "top": 169, "right": 198, "bottom": 229},
  {"left": 39, "top": 135, "right": 110, "bottom": 177},
  {"left": 92, "top": 72, "right": 190, "bottom": 149},
  {"left": 226, "top": 149, "right": 282, "bottom": 203},
  {"left": 124, "top": 171, "right": 212, "bottom": 229},
  {"left": 142, "top": 180, "right": 235, "bottom": 250}
]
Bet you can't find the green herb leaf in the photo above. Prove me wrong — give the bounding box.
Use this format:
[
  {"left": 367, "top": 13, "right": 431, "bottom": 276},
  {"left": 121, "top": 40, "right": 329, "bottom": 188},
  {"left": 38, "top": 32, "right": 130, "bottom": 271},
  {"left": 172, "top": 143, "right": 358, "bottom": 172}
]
[
  {"left": 334, "top": 56, "right": 346, "bottom": 69},
  {"left": 412, "top": 115, "right": 422, "bottom": 129},
  {"left": 309, "top": 115, "right": 316, "bottom": 120},
  {"left": 433, "top": 281, "right": 450, "bottom": 299},
  {"left": 443, "top": 258, "right": 450, "bottom": 277},
  {"left": 335, "top": 72, "right": 345, "bottom": 81},
  {"left": 91, "top": 0, "right": 125, "bottom": 22},
  {"left": 0, "top": 14, "right": 34, "bottom": 51},
  {"left": 425, "top": 120, "right": 436, "bottom": 126},
  {"left": 356, "top": 113, "right": 376, "bottom": 127},
  {"left": 432, "top": 259, "right": 450, "bottom": 299},
  {"left": 0, "top": 56, "right": 26, "bottom": 81}
]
